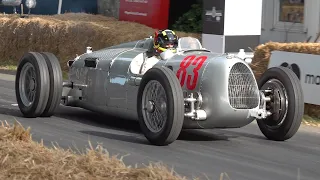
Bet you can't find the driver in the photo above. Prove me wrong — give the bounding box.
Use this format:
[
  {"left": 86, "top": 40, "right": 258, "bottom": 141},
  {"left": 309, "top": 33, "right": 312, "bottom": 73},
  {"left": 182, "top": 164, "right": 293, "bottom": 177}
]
[
  {"left": 135, "top": 29, "right": 179, "bottom": 74},
  {"left": 153, "top": 29, "right": 179, "bottom": 55}
]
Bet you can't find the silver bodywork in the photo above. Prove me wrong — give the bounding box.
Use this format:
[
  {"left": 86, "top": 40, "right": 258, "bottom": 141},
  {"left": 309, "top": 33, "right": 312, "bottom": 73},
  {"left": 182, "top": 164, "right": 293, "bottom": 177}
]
[{"left": 62, "top": 37, "right": 266, "bottom": 129}]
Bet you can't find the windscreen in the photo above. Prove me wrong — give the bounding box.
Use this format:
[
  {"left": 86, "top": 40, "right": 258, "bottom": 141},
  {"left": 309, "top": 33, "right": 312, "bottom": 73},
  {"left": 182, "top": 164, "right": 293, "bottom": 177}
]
[{"left": 178, "top": 37, "right": 202, "bottom": 50}]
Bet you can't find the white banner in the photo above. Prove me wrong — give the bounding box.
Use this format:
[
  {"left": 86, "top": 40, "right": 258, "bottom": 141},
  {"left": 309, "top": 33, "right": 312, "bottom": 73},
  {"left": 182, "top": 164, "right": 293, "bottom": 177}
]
[
  {"left": 224, "top": 0, "right": 263, "bottom": 36},
  {"left": 268, "top": 50, "right": 320, "bottom": 105}
]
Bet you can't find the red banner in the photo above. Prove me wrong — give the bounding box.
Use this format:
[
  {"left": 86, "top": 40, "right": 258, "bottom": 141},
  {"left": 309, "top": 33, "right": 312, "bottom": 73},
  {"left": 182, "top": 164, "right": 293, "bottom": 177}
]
[{"left": 119, "top": 0, "right": 170, "bottom": 30}]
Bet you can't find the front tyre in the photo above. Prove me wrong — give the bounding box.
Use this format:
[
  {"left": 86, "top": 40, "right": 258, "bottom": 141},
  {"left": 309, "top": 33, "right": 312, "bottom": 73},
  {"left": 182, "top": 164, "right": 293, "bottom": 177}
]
[
  {"left": 257, "top": 66, "right": 304, "bottom": 141},
  {"left": 137, "top": 66, "right": 184, "bottom": 146}
]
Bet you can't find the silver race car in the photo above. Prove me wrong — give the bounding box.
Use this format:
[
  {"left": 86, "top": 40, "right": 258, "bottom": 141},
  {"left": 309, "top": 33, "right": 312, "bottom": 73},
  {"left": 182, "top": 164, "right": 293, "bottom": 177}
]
[{"left": 14, "top": 36, "right": 304, "bottom": 146}]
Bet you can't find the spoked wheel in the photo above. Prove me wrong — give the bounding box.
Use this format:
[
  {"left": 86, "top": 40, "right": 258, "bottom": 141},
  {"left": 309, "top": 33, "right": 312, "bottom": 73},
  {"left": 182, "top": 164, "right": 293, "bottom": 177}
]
[
  {"left": 257, "top": 66, "right": 304, "bottom": 141},
  {"left": 137, "top": 66, "right": 184, "bottom": 146},
  {"left": 142, "top": 80, "right": 168, "bottom": 133},
  {"left": 15, "top": 52, "right": 62, "bottom": 118}
]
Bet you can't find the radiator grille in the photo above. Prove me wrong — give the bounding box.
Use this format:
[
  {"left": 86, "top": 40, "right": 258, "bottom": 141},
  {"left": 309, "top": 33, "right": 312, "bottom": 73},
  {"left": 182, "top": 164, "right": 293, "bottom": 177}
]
[{"left": 228, "top": 62, "right": 259, "bottom": 109}]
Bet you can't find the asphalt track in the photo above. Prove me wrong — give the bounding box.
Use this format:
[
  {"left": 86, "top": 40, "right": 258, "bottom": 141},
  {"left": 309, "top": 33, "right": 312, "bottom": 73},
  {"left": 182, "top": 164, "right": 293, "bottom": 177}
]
[{"left": 0, "top": 72, "right": 319, "bottom": 180}]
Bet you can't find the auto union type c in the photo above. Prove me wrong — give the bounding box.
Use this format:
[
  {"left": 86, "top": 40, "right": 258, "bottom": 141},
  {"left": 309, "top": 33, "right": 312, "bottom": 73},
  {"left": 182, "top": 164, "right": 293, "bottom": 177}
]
[{"left": 14, "top": 36, "right": 304, "bottom": 146}]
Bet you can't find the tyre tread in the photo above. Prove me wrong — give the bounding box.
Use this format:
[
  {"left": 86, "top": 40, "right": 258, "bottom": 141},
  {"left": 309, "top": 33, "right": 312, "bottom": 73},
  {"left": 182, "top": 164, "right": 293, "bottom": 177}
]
[
  {"left": 279, "top": 66, "right": 304, "bottom": 139},
  {"left": 40, "top": 52, "right": 63, "bottom": 117},
  {"left": 160, "top": 66, "right": 184, "bottom": 144}
]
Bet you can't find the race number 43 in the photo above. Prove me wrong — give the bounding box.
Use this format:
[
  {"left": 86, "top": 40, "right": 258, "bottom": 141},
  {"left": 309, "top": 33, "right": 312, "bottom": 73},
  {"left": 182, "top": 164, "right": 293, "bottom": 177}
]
[{"left": 176, "top": 55, "right": 208, "bottom": 90}]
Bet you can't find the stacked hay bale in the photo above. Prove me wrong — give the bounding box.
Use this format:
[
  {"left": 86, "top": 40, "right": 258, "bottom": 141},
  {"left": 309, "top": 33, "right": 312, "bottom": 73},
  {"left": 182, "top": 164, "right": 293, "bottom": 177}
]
[
  {"left": 251, "top": 42, "right": 320, "bottom": 118},
  {"left": 0, "top": 13, "right": 200, "bottom": 73}
]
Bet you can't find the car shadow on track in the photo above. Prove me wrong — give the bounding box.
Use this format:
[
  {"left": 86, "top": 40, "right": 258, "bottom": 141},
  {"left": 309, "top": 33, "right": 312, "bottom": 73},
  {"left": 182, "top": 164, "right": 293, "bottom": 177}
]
[
  {"left": 79, "top": 130, "right": 150, "bottom": 145},
  {"left": 0, "top": 105, "right": 239, "bottom": 144},
  {"left": 55, "top": 105, "right": 142, "bottom": 133},
  {"left": 53, "top": 105, "right": 239, "bottom": 143},
  {"left": 79, "top": 129, "right": 237, "bottom": 146},
  {"left": 0, "top": 106, "right": 23, "bottom": 118}
]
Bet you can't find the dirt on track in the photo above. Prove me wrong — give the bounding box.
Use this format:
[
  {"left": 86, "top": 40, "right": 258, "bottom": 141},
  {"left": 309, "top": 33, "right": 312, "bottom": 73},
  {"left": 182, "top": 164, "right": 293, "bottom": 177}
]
[
  {"left": 0, "top": 13, "right": 200, "bottom": 72},
  {"left": 0, "top": 120, "right": 196, "bottom": 180}
]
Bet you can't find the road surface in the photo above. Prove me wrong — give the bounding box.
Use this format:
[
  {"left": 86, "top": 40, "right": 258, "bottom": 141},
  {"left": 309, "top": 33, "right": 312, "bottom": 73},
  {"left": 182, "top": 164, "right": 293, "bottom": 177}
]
[{"left": 0, "top": 72, "right": 319, "bottom": 180}]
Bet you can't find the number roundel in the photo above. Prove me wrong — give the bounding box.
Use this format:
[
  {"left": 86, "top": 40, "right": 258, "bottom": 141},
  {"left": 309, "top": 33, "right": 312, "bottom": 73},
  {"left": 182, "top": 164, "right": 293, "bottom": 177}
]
[{"left": 176, "top": 55, "right": 208, "bottom": 90}]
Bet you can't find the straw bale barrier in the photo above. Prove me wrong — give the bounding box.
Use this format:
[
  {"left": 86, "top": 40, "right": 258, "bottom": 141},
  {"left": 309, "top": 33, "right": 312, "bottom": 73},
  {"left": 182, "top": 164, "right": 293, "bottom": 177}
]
[
  {"left": 0, "top": 120, "right": 193, "bottom": 179},
  {"left": 0, "top": 13, "right": 200, "bottom": 72},
  {"left": 251, "top": 42, "right": 320, "bottom": 118}
]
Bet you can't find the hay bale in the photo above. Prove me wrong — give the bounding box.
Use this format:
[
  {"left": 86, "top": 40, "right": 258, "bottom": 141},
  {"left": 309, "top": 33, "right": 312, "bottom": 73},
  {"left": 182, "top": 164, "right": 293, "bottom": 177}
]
[
  {"left": 0, "top": 120, "right": 189, "bottom": 180},
  {"left": 250, "top": 42, "right": 320, "bottom": 118},
  {"left": 251, "top": 42, "right": 320, "bottom": 79},
  {"left": 0, "top": 13, "right": 200, "bottom": 72}
]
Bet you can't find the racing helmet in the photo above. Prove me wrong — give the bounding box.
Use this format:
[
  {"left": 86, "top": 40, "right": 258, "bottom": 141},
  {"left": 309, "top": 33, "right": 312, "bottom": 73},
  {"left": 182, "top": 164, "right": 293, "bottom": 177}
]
[{"left": 153, "top": 29, "right": 178, "bottom": 54}]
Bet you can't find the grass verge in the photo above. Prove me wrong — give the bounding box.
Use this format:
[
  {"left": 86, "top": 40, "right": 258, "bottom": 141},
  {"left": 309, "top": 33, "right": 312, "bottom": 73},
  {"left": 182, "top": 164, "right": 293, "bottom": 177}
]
[
  {"left": 302, "top": 115, "right": 320, "bottom": 127},
  {"left": 0, "top": 60, "right": 17, "bottom": 71},
  {"left": 0, "top": 120, "right": 197, "bottom": 180}
]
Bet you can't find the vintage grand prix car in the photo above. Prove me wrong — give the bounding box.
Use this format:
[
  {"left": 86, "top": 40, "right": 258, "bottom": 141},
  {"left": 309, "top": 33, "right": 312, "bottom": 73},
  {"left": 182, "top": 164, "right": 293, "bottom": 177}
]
[{"left": 14, "top": 36, "right": 304, "bottom": 146}]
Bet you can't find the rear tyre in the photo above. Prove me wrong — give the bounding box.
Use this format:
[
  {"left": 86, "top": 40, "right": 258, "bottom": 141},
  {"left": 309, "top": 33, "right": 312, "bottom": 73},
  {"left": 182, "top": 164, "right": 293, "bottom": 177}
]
[
  {"left": 257, "top": 66, "right": 304, "bottom": 141},
  {"left": 39, "top": 52, "right": 63, "bottom": 117},
  {"left": 15, "top": 52, "right": 50, "bottom": 118},
  {"left": 137, "top": 66, "right": 184, "bottom": 146}
]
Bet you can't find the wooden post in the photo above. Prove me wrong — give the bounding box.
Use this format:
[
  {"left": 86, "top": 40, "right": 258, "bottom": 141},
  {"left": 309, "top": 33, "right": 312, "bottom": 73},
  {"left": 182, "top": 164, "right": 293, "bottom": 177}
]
[
  {"left": 21, "top": 4, "right": 24, "bottom": 15},
  {"left": 58, "top": 0, "right": 63, "bottom": 14}
]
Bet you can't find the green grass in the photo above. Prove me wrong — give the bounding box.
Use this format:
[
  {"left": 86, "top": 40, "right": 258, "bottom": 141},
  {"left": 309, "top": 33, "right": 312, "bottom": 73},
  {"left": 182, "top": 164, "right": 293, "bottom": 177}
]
[
  {"left": 62, "top": 71, "right": 68, "bottom": 80},
  {"left": 303, "top": 115, "right": 320, "bottom": 127},
  {"left": 0, "top": 60, "right": 17, "bottom": 71}
]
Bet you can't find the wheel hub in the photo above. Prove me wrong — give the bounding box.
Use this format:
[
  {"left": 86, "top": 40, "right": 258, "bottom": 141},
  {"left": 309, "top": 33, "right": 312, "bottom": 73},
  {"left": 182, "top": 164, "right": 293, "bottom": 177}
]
[
  {"left": 19, "top": 62, "right": 36, "bottom": 107},
  {"left": 260, "top": 79, "right": 288, "bottom": 128},
  {"left": 146, "top": 100, "right": 155, "bottom": 113},
  {"left": 29, "top": 78, "right": 36, "bottom": 91}
]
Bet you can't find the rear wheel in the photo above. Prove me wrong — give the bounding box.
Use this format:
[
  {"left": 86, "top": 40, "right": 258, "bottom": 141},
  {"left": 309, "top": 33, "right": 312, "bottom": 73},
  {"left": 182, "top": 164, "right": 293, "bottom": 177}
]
[
  {"left": 137, "top": 66, "right": 184, "bottom": 146},
  {"left": 39, "top": 52, "right": 63, "bottom": 117},
  {"left": 15, "top": 52, "right": 50, "bottom": 118},
  {"left": 257, "top": 66, "right": 304, "bottom": 141}
]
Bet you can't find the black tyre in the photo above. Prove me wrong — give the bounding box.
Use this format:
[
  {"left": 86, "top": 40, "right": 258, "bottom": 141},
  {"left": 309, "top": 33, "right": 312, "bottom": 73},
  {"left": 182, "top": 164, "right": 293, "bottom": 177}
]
[
  {"left": 137, "top": 66, "right": 184, "bottom": 146},
  {"left": 257, "top": 66, "right": 304, "bottom": 141},
  {"left": 39, "top": 52, "right": 63, "bottom": 117},
  {"left": 15, "top": 52, "right": 50, "bottom": 118}
]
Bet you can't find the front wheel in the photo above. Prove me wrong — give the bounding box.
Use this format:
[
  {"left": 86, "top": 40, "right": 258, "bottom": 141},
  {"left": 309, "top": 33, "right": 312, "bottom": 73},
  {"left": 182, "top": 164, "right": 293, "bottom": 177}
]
[
  {"left": 257, "top": 66, "right": 304, "bottom": 141},
  {"left": 137, "top": 66, "right": 184, "bottom": 146}
]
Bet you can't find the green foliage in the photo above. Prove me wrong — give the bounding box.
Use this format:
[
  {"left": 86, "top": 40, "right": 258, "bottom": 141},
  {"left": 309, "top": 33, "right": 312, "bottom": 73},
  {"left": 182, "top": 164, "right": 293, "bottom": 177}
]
[{"left": 171, "top": 3, "right": 203, "bottom": 33}]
